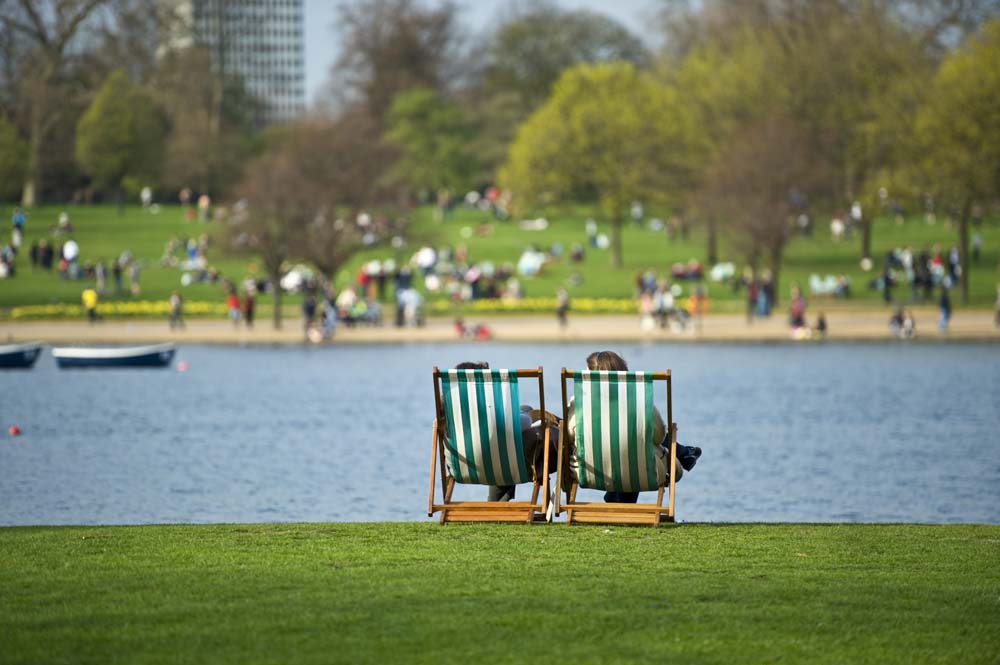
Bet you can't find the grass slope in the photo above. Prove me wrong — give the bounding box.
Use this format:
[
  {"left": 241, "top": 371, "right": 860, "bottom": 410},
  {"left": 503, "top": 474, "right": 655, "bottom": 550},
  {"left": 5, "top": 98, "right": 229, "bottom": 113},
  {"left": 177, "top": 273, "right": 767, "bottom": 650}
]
[
  {"left": 2, "top": 523, "right": 998, "bottom": 664},
  {"left": 2, "top": 204, "right": 998, "bottom": 311}
]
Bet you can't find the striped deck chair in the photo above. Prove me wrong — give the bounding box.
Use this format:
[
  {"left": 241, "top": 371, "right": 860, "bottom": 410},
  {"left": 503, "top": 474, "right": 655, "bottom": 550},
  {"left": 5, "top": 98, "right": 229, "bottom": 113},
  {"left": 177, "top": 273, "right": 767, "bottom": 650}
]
[
  {"left": 554, "top": 368, "right": 677, "bottom": 527},
  {"left": 428, "top": 367, "right": 551, "bottom": 523}
]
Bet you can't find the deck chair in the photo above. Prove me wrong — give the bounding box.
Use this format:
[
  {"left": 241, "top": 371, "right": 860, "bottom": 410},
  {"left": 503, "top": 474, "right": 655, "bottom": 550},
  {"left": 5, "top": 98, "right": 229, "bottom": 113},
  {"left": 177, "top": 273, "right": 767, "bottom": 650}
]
[
  {"left": 554, "top": 369, "right": 677, "bottom": 527},
  {"left": 428, "top": 367, "right": 552, "bottom": 523}
]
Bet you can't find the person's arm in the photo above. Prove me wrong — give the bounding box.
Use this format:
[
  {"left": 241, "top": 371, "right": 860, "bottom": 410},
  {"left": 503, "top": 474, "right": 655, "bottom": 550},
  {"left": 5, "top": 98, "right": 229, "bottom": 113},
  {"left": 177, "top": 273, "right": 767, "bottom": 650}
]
[{"left": 654, "top": 407, "right": 682, "bottom": 482}]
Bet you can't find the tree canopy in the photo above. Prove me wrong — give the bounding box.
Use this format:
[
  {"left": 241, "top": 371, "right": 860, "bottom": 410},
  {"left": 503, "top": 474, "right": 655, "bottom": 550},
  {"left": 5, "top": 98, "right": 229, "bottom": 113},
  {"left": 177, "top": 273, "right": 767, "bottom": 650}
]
[
  {"left": 502, "top": 62, "right": 700, "bottom": 268},
  {"left": 386, "top": 88, "right": 478, "bottom": 196},
  {"left": 75, "top": 69, "right": 165, "bottom": 207}
]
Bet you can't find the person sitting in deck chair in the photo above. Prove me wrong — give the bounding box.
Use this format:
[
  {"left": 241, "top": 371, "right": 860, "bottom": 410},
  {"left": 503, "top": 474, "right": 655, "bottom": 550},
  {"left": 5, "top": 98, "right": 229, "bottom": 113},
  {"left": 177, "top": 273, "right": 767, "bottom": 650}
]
[
  {"left": 565, "top": 350, "right": 702, "bottom": 503},
  {"left": 454, "top": 361, "right": 559, "bottom": 503}
]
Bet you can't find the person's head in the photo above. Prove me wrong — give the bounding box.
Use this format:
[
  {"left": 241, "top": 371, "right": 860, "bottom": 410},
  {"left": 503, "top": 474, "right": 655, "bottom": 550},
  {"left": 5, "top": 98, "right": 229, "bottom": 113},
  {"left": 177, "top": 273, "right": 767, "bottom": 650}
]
[
  {"left": 455, "top": 361, "right": 489, "bottom": 370},
  {"left": 586, "top": 351, "right": 628, "bottom": 371}
]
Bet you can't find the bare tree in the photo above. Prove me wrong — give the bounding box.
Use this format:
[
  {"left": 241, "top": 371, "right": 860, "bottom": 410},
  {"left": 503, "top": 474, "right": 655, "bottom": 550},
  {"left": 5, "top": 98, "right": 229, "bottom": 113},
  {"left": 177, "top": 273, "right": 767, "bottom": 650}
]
[
  {"left": 324, "top": 0, "right": 461, "bottom": 123},
  {"left": 699, "top": 112, "right": 822, "bottom": 304},
  {"left": 221, "top": 114, "right": 397, "bottom": 329},
  {"left": 292, "top": 108, "right": 399, "bottom": 283},
  {"left": 0, "top": 0, "right": 108, "bottom": 205}
]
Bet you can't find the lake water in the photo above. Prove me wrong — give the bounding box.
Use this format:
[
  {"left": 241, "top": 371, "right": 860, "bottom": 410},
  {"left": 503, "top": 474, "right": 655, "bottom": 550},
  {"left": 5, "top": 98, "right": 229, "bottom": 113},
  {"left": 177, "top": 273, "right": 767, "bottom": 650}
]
[{"left": 1, "top": 342, "right": 998, "bottom": 525}]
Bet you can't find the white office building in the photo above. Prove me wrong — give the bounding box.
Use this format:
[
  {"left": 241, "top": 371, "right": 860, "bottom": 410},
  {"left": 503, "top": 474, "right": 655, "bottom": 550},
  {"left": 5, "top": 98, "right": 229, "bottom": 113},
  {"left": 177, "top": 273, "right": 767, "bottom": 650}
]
[{"left": 165, "top": 0, "right": 306, "bottom": 125}]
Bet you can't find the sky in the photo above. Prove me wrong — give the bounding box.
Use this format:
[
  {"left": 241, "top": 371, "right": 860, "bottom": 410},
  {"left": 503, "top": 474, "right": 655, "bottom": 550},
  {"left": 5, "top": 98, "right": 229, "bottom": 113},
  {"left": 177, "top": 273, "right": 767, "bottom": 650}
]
[{"left": 303, "top": 0, "right": 660, "bottom": 106}]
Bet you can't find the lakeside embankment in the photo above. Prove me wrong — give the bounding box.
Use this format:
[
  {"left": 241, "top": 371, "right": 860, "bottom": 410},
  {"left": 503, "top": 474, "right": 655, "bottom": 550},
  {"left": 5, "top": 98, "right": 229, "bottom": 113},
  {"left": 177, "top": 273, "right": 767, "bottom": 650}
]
[{"left": 2, "top": 308, "right": 999, "bottom": 344}]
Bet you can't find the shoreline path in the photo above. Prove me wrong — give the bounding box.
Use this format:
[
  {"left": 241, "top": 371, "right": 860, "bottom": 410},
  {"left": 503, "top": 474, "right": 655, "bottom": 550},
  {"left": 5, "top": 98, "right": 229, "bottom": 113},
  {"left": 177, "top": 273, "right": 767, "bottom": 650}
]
[{"left": 2, "top": 309, "right": 998, "bottom": 344}]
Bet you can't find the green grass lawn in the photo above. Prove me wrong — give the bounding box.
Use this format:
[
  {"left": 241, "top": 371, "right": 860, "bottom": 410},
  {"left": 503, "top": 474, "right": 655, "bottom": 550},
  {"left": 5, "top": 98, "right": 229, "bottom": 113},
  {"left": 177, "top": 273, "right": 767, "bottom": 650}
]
[
  {"left": 1, "top": 523, "right": 998, "bottom": 664},
  {"left": 2, "top": 203, "right": 998, "bottom": 315}
]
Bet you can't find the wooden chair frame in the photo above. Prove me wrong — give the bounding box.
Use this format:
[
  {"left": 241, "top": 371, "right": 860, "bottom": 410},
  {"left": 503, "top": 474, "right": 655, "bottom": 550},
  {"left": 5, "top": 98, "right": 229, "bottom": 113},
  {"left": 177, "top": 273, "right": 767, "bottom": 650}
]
[
  {"left": 427, "top": 367, "right": 551, "bottom": 524},
  {"left": 554, "top": 368, "right": 677, "bottom": 527}
]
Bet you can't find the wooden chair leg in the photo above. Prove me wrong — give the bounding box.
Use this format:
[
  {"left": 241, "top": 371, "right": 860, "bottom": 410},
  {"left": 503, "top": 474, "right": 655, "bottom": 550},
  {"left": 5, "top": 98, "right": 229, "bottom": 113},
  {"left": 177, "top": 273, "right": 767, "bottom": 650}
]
[{"left": 428, "top": 419, "right": 439, "bottom": 517}]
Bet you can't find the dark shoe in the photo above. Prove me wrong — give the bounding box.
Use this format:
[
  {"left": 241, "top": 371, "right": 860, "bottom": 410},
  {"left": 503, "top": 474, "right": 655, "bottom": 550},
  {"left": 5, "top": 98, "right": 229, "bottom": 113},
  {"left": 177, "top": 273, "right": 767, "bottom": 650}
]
[{"left": 677, "top": 445, "right": 702, "bottom": 472}]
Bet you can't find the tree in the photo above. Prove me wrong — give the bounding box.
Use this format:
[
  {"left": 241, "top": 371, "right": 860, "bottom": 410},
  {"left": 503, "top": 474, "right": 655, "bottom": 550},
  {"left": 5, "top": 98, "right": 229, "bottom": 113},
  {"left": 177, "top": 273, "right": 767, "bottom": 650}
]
[
  {"left": 465, "top": 2, "right": 648, "bottom": 179},
  {"left": 292, "top": 109, "right": 398, "bottom": 283},
  {"left": 0, "top": 0, "right": 109, "bottom": 205},
  {"left": 0, "top": 116, "right": 27, "bottom": 201},
  {"left": 911, "top": 20, "right": 1000, "bottom": 304},
  {"left": 385, "top": 88, "right": 478, "bottom": 197},
  {"left": 479, "top": 2, "right": 648, "bottom": 110},
  {"left": 501, "top": 62, "right": 698, "bottom": 269},
  {"left": 222, "top": 114, "right": 397, "bottom": 329},
  {"left": 326, "top": 0, "right": 461, "bottom": 123},
  {"left": 666, "top": 27, "right": 786, "bottom": 264},
  {"left": 75, "top": 70, "right": 165, "bottom": 212},
  {"left": 698, "top": 112, "right": 820, "bottom": 305},
  {"left": 660, "top": 1, "right": 941, "bottom": 261},
  {"left": 150, "top": 46, "right": 255, "bottom": 197}
]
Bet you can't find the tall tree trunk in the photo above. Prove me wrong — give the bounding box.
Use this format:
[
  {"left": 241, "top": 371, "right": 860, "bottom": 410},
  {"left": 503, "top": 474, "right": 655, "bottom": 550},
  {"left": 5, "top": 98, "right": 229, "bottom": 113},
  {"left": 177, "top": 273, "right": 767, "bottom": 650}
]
[
  {"left": 860, "top": 219, "right": 872, "bottom": 260},
  {"left": 706, "top": 216, "right": 718, "bottom": 265},
  {"left": 271, "top": 271, "right": 283, "bottom": 330},
  {"left": 610, "top": 213, "right": 623, "bottom": 269},
  {"left": 959, "top": 198, "right": 971, "bottom": 305},
  {"left": 21, "top": 105, "right": 43, "bottom": 206},
  {"left": 770, "top": 244, "right": 783, "bottom": 307}
]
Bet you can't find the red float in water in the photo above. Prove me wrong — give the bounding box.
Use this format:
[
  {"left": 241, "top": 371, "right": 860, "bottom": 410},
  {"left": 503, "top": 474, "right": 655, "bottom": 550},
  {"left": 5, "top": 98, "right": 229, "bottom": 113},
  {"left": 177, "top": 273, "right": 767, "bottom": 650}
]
[
  {"left": 177, "top": 361, "right": 189, "bottom": 372},
  {"left": 8, "top": 425, "right": 22, "bottom": 436}
]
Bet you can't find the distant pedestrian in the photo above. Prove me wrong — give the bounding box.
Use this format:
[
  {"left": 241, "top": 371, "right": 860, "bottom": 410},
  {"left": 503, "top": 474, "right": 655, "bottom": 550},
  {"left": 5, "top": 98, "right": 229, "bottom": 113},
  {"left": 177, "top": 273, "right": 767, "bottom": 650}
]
[
  {"left": 302, "top": 292, "right": 317, "bottom": 338},
  {"left": 242, "top": 289, "right": 255, "bottom": 329},
  {"left": 95, "top": 259, "right": 106, "bottom": 295},
  {"left": 169, "top": 290, "right": 184, "bottom": 329},
  {"left": 82, "top": 288, "right": 98, "bottom": 324},
  {"left": 815, "top": 312, "right": 827, "bottom": 339},
  {"left": 938, "top": 286, "right": 951, "bottom": 334},
  {"left": 128, "top": 261, "right": 141, "bottom": 296},
  {"left": 11, "top": 207, "right": 25, "bottom": 232},
  {"left": 556, "top": 288, "right": 570, "bottom": 328},
  {"left": 112, "top": 260, "right": 123, "bottom": 293},
  {"left": 226, "top": 291, "right": 240, "bottom": 327},
  {"left": 197, "top": 194, "right": 211, "bottom": 222}
]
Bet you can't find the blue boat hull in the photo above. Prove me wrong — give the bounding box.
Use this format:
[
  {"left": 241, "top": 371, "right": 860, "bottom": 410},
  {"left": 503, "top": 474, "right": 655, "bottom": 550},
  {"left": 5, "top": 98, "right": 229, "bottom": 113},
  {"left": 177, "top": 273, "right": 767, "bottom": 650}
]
[
  {"left": 55, "top": 348, "right": 175, "bottom": 369},
  {"left": 0, "top": 347, "right": 42, "bottom": 368}
]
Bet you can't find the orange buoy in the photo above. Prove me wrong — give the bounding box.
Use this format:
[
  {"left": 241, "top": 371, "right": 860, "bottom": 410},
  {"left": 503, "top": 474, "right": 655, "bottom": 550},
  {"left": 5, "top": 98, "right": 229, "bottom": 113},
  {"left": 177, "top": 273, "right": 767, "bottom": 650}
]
[
  {"left": 8, "top": 425, "right": 21, "bottom": 436},
  {"left": 177, "top": 361, "right": 189, "bottom": 372}
]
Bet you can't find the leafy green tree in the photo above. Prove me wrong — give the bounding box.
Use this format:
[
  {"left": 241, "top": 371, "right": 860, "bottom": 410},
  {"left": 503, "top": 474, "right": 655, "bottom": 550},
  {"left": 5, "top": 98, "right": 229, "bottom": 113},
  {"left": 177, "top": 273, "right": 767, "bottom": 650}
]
[
  {"left": 75, "top": 70, "right": 165, "bottom": 212},
  {"left": 911, "top": 20, "right": 1000, "bottom": 303},
  {"left": 0, "top": 115, "right": 26, "bottom": 201},
  {"left": 386, "top": 88, "right": 478, "bottom": 198},
  {"left": 469, "top": 2, "right": 648, "bottom": 179},
  {"left": 501, "top": 62, "right": 698, "bottom": 269},
  {"left": 662, "top": 1, "right": 937, "bottom": 261}
]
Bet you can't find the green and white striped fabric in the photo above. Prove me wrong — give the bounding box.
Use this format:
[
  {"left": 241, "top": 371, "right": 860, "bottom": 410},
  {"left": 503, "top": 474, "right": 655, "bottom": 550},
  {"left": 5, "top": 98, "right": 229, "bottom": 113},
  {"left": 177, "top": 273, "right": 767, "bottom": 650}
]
[
  {"left": 440, "top": 369, "right": 530, "bottom": 486},
  {"left": 573, "top": 370, "right": 659, "bottom": 492}
]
